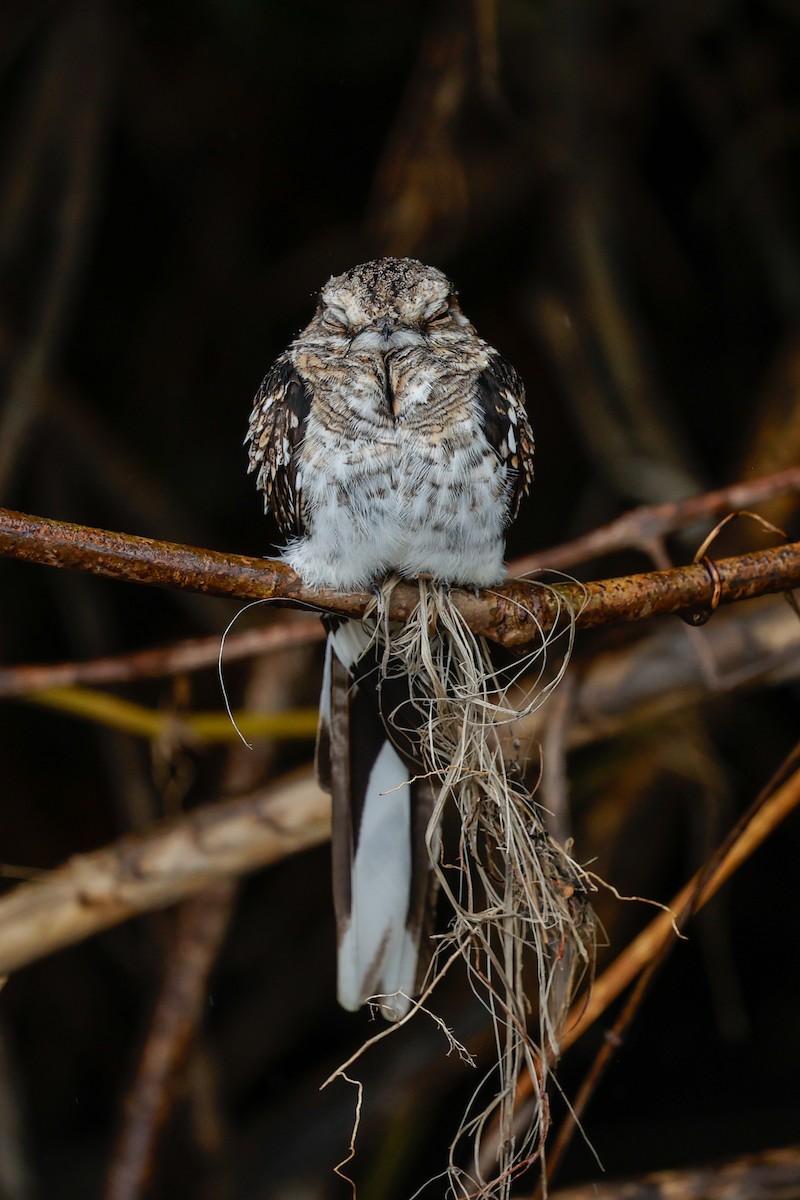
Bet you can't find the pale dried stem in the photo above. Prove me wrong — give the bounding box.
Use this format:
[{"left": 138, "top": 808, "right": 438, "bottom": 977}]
[
  {"left": 532, "top": 1145, "right": 800, "bottom": 1200},
  {"left": 505, "top": 596, "right": 800, "bottom": 757},
  {"left": 0, "top": 773, "right": 328, "bottom": 976},
  {"left": 0, "top": 601, "right": 796, "bottom": 979}
]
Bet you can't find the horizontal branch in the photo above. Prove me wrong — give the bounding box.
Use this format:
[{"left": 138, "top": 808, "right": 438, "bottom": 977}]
[{"left": 1, "top": 507, "right": 798, "bottom": 646}]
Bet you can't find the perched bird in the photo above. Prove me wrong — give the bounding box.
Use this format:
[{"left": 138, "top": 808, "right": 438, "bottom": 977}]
[{"left": 247, "top": 257, "right": 533, "bottom": 1018}]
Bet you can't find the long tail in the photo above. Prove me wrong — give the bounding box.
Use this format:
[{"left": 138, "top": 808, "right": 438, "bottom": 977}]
[{"left": 315, "top": 618, "right": 437, "bottom": 1021}]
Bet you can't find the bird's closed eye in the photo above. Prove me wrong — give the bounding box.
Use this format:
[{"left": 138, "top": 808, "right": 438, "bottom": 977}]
[
  {"left": 323, "top": 304, "right": 350, "bottom": 329},
  {"left": 426, "top": 304, "right": 451, "bottom": 326}
]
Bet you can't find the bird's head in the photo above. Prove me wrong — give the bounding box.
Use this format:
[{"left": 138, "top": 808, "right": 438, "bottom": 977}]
[{"left": 317, "top": 257, "right": 472, "bottom": 350}]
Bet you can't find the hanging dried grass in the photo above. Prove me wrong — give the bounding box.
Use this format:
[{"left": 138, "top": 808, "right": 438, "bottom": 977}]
[{"left": 360, "top": 577, "right": 598, "bottom": 1199}]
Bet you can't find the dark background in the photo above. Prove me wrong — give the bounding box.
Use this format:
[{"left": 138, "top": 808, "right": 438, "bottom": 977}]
[{"left": 0, "top": 2, "right": 799, "bottom": 1198}]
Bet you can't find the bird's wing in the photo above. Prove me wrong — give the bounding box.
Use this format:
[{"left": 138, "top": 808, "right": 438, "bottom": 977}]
[
  {"left": 474, "top": 352, "right": 534, "bottom": 521},
  {"left": 246, "top": 354, "right": 312, "bottom": 536}
]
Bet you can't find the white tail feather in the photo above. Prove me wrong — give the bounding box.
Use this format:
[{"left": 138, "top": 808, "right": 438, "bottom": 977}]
[{"left": 336, "top": 739, "right": 417, "bottom": 1019}]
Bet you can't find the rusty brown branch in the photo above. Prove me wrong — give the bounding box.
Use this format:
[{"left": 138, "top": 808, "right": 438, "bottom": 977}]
[{"left": 1, "top": 507, "right": 799, "bottom": 647}]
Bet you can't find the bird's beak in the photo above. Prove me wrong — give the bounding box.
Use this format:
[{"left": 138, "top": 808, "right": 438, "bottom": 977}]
[{"left": 371, "top": 315, "right": 398, "bottom": 340}]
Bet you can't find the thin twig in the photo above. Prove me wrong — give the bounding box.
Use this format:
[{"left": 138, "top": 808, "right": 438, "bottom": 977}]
[
  {"left": 542, "top": 885, "right": 703, "bottom": 1191},
  {"left": 0, "top": 618, "right": 323, "bottom": 698},
  {"left": 562, "top": 756, "right": 800, "bottom": 1053},
  {"left": 561, "top": 754, "right": 800, "bottom": 1050}
]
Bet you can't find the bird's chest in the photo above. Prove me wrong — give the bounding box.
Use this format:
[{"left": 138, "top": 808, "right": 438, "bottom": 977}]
[{"left": 299, "top": 354, "right": 503, "bottom": 531}]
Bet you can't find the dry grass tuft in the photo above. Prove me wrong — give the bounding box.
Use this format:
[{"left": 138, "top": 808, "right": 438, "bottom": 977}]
[{"left": 363, "top": 579, "right": 598, "bottom": 1199}]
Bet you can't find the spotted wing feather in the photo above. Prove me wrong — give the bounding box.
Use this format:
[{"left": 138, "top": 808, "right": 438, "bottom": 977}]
[
  {"left": 247, "top": 356, "right": 312, "bottom": 536},
  {"left": 474, "top": 352, "right": 534, "bottom": 521}
]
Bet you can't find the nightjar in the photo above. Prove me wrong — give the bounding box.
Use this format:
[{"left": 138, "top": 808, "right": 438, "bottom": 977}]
[{"left": 247, "top": 257, "right": 533, "bottom": 1018}]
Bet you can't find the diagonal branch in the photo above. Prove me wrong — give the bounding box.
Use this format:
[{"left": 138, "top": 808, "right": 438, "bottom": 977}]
[
  {"left": 512, "top": 464, "right": 800, "bottom": 572},
  {"left": 0, "top": 772, "right": 329, "bottom": 977},
  {"left": 1, "top": 507, "right": 798, "bottom": 646},
  {"left": 560, "top": 759, "right": 800, "bottom": 1056}
]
